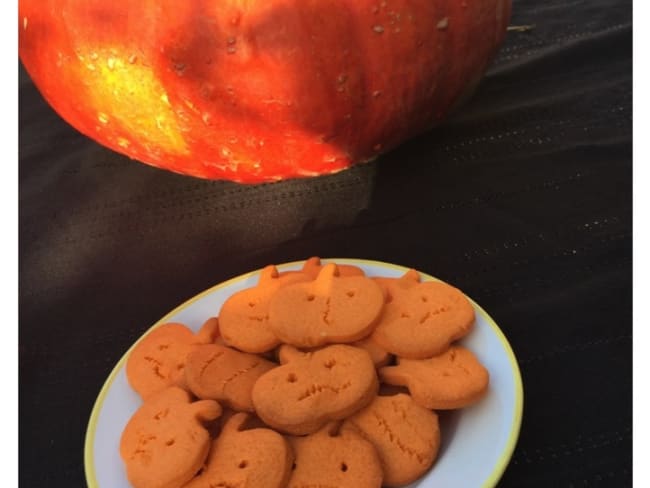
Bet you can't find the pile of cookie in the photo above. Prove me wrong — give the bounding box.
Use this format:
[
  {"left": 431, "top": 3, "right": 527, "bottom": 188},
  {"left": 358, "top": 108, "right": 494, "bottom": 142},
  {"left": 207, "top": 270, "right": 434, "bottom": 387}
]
[{"left": 120, "top": 258, "right": 490, "bottom": 488}]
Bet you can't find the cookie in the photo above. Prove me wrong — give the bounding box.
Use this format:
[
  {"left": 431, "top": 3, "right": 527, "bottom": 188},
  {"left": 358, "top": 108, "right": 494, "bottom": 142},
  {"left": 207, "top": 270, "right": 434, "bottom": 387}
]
[
  {"left": 342, "top": 394, "right": 440, "bottom": 487},
  {"left": 184, "top": 343, "right": 276, "bottom": 412},
  {"left": 251, "top": 344, "right": 378, "bottom": 435},
  {"left": 379, "top": 346, "right": 490, "bottom": 409},
  {"left": 126, "top": 319, "right": 219, "bottom": 400},
  {"left": 371, "top": 278, "right": 475, "bottom": 359},
  {"left": 219, "top": 265, "right": 313, "bottom": 353},
  {"left": 184, "top": 413, "right": 293, "bottom": 488},
  {"left": 119, "top": 387, "right": 222, "bottom": 488},
  {"left": 287, "top": 422, "right": 383, "bottom": 488},
  {"left": 268, "top": 263, "right": 385, "bottom": 347}
]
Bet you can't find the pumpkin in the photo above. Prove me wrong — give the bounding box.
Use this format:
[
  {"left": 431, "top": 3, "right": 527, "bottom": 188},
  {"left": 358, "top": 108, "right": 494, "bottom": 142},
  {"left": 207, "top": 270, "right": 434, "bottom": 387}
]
[{"left": 18, "top": 0, "right": 511, "bottom": 183}]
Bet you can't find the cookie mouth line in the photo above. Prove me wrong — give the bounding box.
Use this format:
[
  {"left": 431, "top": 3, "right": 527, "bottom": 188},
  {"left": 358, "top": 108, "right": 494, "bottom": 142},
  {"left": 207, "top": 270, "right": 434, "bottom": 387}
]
[
  {"left": 245, "top": 314, "right": 267, "bottom": 322},
  {"left": 370, "top": 412, "right": 430, "bottom": 465},
  {"left": 389, "top": 400, "right": 420, "bottom": 433},
  {"left": 221, "top": 362, "right": 262, "bottom": 388},
  {"left": 198, "top": 351, "right": 226, "bottom": 379},
  {"left": 297, "top": 381, "right": 353, "bottom": 401},
  {"left": 144, "top": 356, "right": 167, "bottom": 380}
]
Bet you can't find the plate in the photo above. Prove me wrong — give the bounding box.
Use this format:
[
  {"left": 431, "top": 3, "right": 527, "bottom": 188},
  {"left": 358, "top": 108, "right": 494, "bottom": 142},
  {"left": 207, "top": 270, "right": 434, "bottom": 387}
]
[{"left": 84, "top": 258, "right": 523, "bottom": 487}]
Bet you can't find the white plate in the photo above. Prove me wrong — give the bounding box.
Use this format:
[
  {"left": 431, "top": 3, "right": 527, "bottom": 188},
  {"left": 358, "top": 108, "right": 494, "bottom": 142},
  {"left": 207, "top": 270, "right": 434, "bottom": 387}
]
[{"left": 84, "top": 258, "right": 523, "bottom": 488}]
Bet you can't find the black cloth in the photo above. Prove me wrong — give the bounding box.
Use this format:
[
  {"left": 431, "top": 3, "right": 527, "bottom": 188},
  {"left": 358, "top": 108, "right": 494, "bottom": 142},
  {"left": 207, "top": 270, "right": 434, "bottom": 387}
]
[{"left": 19, "top": 0, "right": 632, "bottom": 486}]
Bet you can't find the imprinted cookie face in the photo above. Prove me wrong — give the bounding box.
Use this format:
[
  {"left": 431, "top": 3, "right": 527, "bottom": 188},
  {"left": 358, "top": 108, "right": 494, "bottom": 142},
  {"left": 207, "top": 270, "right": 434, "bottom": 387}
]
[
  {"left": 268, "top": 264, "right": 385, "bottom": 348},
  {"left": 372, "top": 280, "right": 475, "bottom": 359},
  {"left": 379, "top": 346, "right": 490, "bottom": 409},
  {"left": 184, "top": 413, "right": 293, "bottom": 488},
  {"left": 119, "top": 387, "right": 222, "bottom": 488},
  {"left": 342, "top": 394, "right": 440, "bottom": 487},
  {"left": 251, "top": 344, "right": 378, "bottom": 435},
  {"left": 184, "top": 343, "right": 276, "bottom": 412},
  {"left": 287, "top": 423, "right": 383, "bottom": 488},
  {"left": 126, "top": 320, "right": 218, "bottom": 400}
]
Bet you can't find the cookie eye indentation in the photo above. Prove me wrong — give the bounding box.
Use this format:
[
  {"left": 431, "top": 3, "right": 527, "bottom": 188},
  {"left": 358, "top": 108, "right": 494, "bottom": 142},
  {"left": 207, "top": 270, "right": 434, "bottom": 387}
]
[
  {"left": 291, "top": 462, "right": 297, "bottom": 471},
  {"left": 346, "top": 290, "right": 356, "bottom": 298},
  {"left": 421, "top": 296, "right": 428, "bottom": 303},
  {"left": 153, "top": 408, "right": 169, "bottom": 420},
  {"left": 287, "top": 373, "right": 298, "bottom": 383},
  {"left": 248, "top": 302, "right": 256, "bottom": 307},
  {"left": 340, "top": 462, "right": 348, "bottom": 472},
  {"left": 307, "top": 294, "right": 315, "bottom": 301},
  {"left": 324, "top": 358, "right": 336, "bottom": 369},
  {"left": 238, "top": 460, "right": 248, "bottom": 469},
  {"left": 165, "top": 439, "right": 175, "bottom": 446}
]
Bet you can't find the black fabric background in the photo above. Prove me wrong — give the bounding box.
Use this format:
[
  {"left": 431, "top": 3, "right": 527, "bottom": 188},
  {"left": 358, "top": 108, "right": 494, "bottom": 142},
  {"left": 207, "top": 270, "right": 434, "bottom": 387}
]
[{"left": 19, "top": 0, "right": 633, "bottom": 486}]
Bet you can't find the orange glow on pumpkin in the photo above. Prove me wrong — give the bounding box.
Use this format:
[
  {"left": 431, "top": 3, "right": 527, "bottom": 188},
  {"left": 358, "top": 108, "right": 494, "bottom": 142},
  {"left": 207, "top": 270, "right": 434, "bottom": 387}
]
[{"left": 74, "top": 46, "right": 188, "bottom": 158}]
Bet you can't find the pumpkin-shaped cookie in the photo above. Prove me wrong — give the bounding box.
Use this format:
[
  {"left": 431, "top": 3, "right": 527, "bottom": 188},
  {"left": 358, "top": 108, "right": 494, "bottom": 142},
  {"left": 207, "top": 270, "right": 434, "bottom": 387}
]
[
  {"left": 126, "top": 318, "right": 219, "bottom": 400},
  {"left": 287, "top": 422, "right": 383, "bottom": 488},
  {"left": 184, "top": 413, "right": 293, "bottom": 488},
  {"left": 119, "top": 387, "right": 221, "bottom": 488},
  {"left": 372, "top": 277, "right": 475, "bottom": 359},
  {"left": 251, "top": 344, "right": 378, "bottom": 435},
  {"left": 342, "top": 394, "right": 440, "bottom": 486},
  {"left": 268, "top": 263, "right": 385, "bottom": 347},
  {"left": 379, "top": 346, "right": 489, "bottom": 409},
  {"left": 184, "top": 343, "right": 276, "bottom": 412}
]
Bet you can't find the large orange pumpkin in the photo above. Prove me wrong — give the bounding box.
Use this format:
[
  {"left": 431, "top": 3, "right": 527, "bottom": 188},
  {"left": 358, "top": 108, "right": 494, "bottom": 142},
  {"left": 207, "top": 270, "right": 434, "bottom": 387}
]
[{"left": 18, "top": 0, "right": 511, "bottom": 183}]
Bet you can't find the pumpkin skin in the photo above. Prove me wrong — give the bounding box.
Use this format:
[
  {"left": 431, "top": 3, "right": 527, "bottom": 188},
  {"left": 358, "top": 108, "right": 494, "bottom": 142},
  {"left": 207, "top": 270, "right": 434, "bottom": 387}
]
[{"left": 18, "top": 0, "right": 511, "bottom": 183}]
